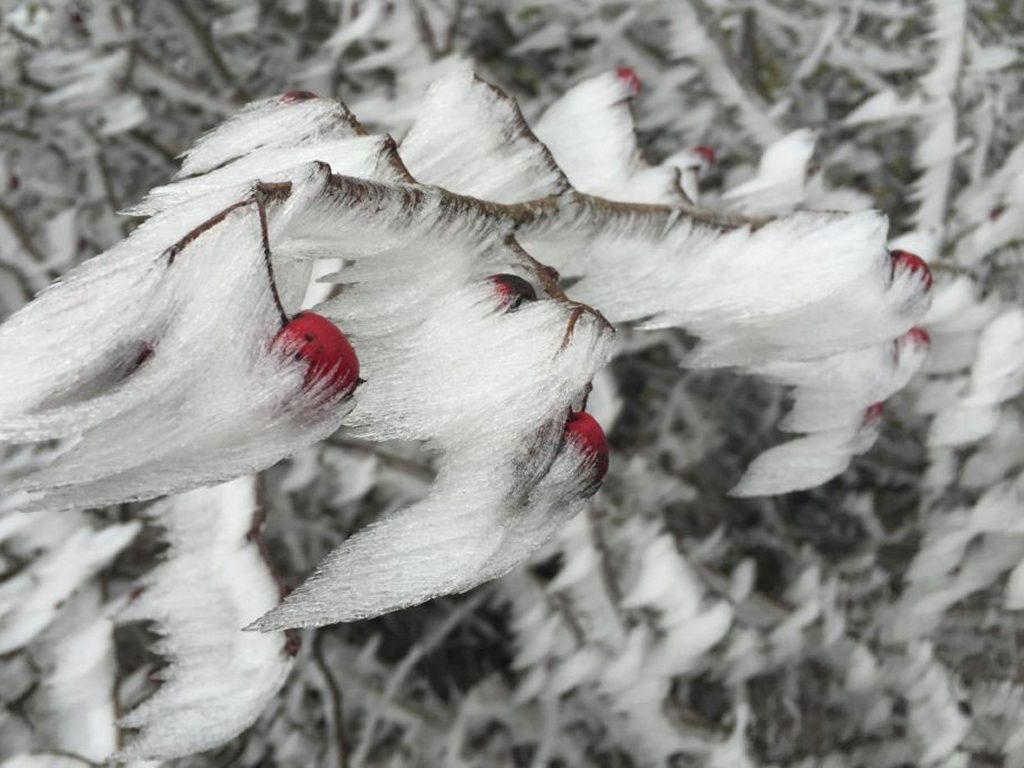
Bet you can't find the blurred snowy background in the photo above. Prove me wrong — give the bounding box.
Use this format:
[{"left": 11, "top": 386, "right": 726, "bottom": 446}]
[{"left": 2, "top": 0, "right": 1024, "bottom": 766}]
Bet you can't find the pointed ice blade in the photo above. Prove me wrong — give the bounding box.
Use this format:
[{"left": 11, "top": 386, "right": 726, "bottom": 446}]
[
  {"left": 401, "top": 63, "right": 570, "bottom": 203},
  {"left": 116, "top": 477, "right": 294, "bottom": 761}
]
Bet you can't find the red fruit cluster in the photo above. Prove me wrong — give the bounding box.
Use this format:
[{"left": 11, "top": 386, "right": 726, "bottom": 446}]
[
  {"left": 890, "top": 249, "right": 933, "bottom": 291},
  {"left": 489, "top": 274, "right": 537, "bottom": 311},
  {"left": 272, "top": 312, "right": 360, "bottom": 398},
  {"left": 563, "top": 411, "right": 609, "bottom": 482}
]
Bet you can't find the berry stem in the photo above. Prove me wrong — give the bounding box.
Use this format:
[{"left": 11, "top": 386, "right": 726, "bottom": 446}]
[
  {"left": 163, "top": 183, "right": 292, "bottom": 326},
  {"left": 254, "top": 190, "right": 290, "bottom": 327},
  {"left": 163, "top": 197, "right": 251, "bottom": 265},
  {"left": 503, "top": 234, "right": 613, "bottom": 349}
]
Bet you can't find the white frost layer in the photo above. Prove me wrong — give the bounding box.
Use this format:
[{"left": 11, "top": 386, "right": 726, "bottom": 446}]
[
  {"left": 533, "top": 70, "right": 682, "bottom": 204},
  {"left": 117, "top": 476, "right": 293, "bottom": 761},
  {"left": 405, "top": 67, "right": 929, "bottom": 495},
  {"left": 729, "top": 330, "right": 928, "bottom": 495},
  {"left": 241, "top": 170, "right": 612, "bottom": 629},
  {"left": 256, "top": 171, "right": 614, "bottom": 440},
  {"left": 757, "top": 329, "right": 929, "bottom": 434},
  {"left": 620, "top": 535, "right": 733, "bottom": 676},
  {"left": 131, "top": 135, "right": 408, "bottom": 217},
  {"left": 722, "top": 129, "right": 817, "bottom": 215},
  {"left": 271, "top": 180, "right": 612, "bottom": 628},
  {"left": 0, "top": 756, "right": 98, "bottom": 768},
  {"left": 401, "top": 62, "right": 569, "bottom": 203},
  {"left": 0, "top": 514, "right": 138, "bottom": 654},
  {"left": 895, "top": 480, "right": 1024, "bottom": 637},
  {"left": 251, "top": 287, "right": 611, "bottom": 627},
  {"left": 3, "top": 74, "right": 615, "bottom": 625},
  {"left": 253, "top": 433, "right": 601, "bottom": 628},
  {"left": 339, "top": 280, "right": 609, "bottom": 445},
  {"left": 731, "top": 415, "right": 881, "bottom": 497},
  {"left": 31, "top": 586, "right": 119, "bottom": 762},
  {"left": 177, "top": 93, "right": 363, "bottom": 178},
  {"left": 929, "top": 309, "right": 1024, "bottom": 447},
  {"left": 0, "top": 166, "right": 353, "bottom": 511},
  {"left": 522, "top": 207, "right": 929, "bottom": 365}
]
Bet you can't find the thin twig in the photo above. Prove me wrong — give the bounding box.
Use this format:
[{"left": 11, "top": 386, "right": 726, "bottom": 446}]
[
  {"left": 682, "top": 0, "right": 784, "bottom": 146},
  {"left": 326, "top": 436, "right": 435, "bottom": 481},
  {"left": 166, "top": 0, "right": 251, "bottom": 103},
  {"left": 163, "top": 181, "right": 291, "bottom": 264},
  {"left": 439, "top": 0, "right": 465, "bottom": 56},
  {"left": 254, "top": 189, "right": 290, "bottom": 325},
  {"left": 314, "top": 631, "right": 351, "bottom": 768},
  {"left": 411, "top": 0, "right": 440, "bottom": 58},
  {"left": 0, "top": 201, "right": 45, "bottom": 265},
  {"left": 738, "top": 9, "right": 769, "bottom": 101},
  {"left": 166, "top": 167, "right": 769, "bottom": 356},
  {"left": 351, "top": 591, "right": 491, "bottom": 768},
  {"left": 132, "top": 50, "right": 239, "bottom": 116}
]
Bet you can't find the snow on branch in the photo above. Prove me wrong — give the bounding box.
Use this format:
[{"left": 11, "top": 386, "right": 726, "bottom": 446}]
[
  {"left": 116, "top": 476, "right": 295, "bottom": 761},
  {"left": 0, "top": 511, "right": 138, "bottom": 654},
  {"left": 929, "top": 309, "right": 1024, "bottom": 447},
  {"left": 175, "top": 91, "right": 367, "bottom": 178},
  {"left": 24, "top": 586, "right": 119, "bottom": 763},
  {"left": 0, "top": 58, "right": 939, "bottom": 658},
  {"left": 532, "top": 69, "right": 685, "bottom": 204},
  {"left": 0, "top": 168, "right": 355, "bottom": 511},
  {"left": 5, "top": 2, "right": 1021, "bottom": 765},
  {"left": 400, "top": 62, "right": 571, "bottom": 204},
  {"left": 390, "top": 66, "right": 934, "bottom": 491},
  {"left": 0, "top": 82, "right": 617, "bottom": 628}
]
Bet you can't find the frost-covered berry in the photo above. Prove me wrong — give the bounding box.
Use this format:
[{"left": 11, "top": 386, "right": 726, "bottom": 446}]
[
  {"left": 893, "top": 326, "right": 931, "bottom": 363},
  {"left": 890, "top": 249, "right": 933, "bottom": 291},
  {"left": 864, "top": 402, "right": 885, "bottom": 425},
  {"left": 130, "top": 342, "right": 154, "bottom": 372},
  {"left": 280, "top": 90, "right": 318, "bottom": 103},
  {"left": 489, "top": 274, "right": 537, "bottom": 312},
  {"left": 693, "top": 145, "right": 716, "bottom": 165},
  {"left": 564, "top": 411, "right": 609, "bottom": 482},
  {"left": 272, "top": 312, "right": 359, "bottom": 397},
  {"left": 615, "top": 67, "right": 642, "bottom": 97},
  {"left": 904, "top": 326, "right": 931, "bottom": 347}
]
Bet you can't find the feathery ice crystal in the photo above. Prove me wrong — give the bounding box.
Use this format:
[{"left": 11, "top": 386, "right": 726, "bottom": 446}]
[{"left": 1, "top": 1, "right": 1014, "bottom": 763}]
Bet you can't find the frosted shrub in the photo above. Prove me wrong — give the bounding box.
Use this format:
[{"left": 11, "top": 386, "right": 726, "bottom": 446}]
[{"left": 0, "top": 1, "right": 1021, "bottom": 766}]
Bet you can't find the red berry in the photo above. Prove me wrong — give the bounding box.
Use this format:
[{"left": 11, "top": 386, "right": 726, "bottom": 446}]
[
  {"left": 990, "top": 205, "right": 1005, "bottom": 221},
  {"left": 863, "top": 402, "right": 884, "bottom": 425},
  {"left": 132, "top": 342, "right": 154, "bottom": 370},
  {"left": 114, "top": 341, "right": 153, "bottom": 382},
  {"left": 615, "top": 67, "right": 642, "bottom": 97},
  {"left": 693, "top": 145, "right": 716, "bottom": 165},
  {"left": 890, "top": 250, "right": 933, "bottom": 291},
  {"left": 563, "top": 411, "right": 609, "bottom": 482},
  {"left": 280, "top": 90, "right": 318, "bottom": 103},
  {"left": 904, "top": 326, "right": 931, "bottom": 347},
  {"left": 489, "top": 274, "right": 537, "bottom": 312},
  {"left": 272, "top": 312, "right": 359, "bottom": 398}
]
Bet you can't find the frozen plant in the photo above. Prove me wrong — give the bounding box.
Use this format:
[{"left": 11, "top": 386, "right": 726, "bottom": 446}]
[{"left": 0, "top": 1, "right": 1022, "bottom": 766}]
